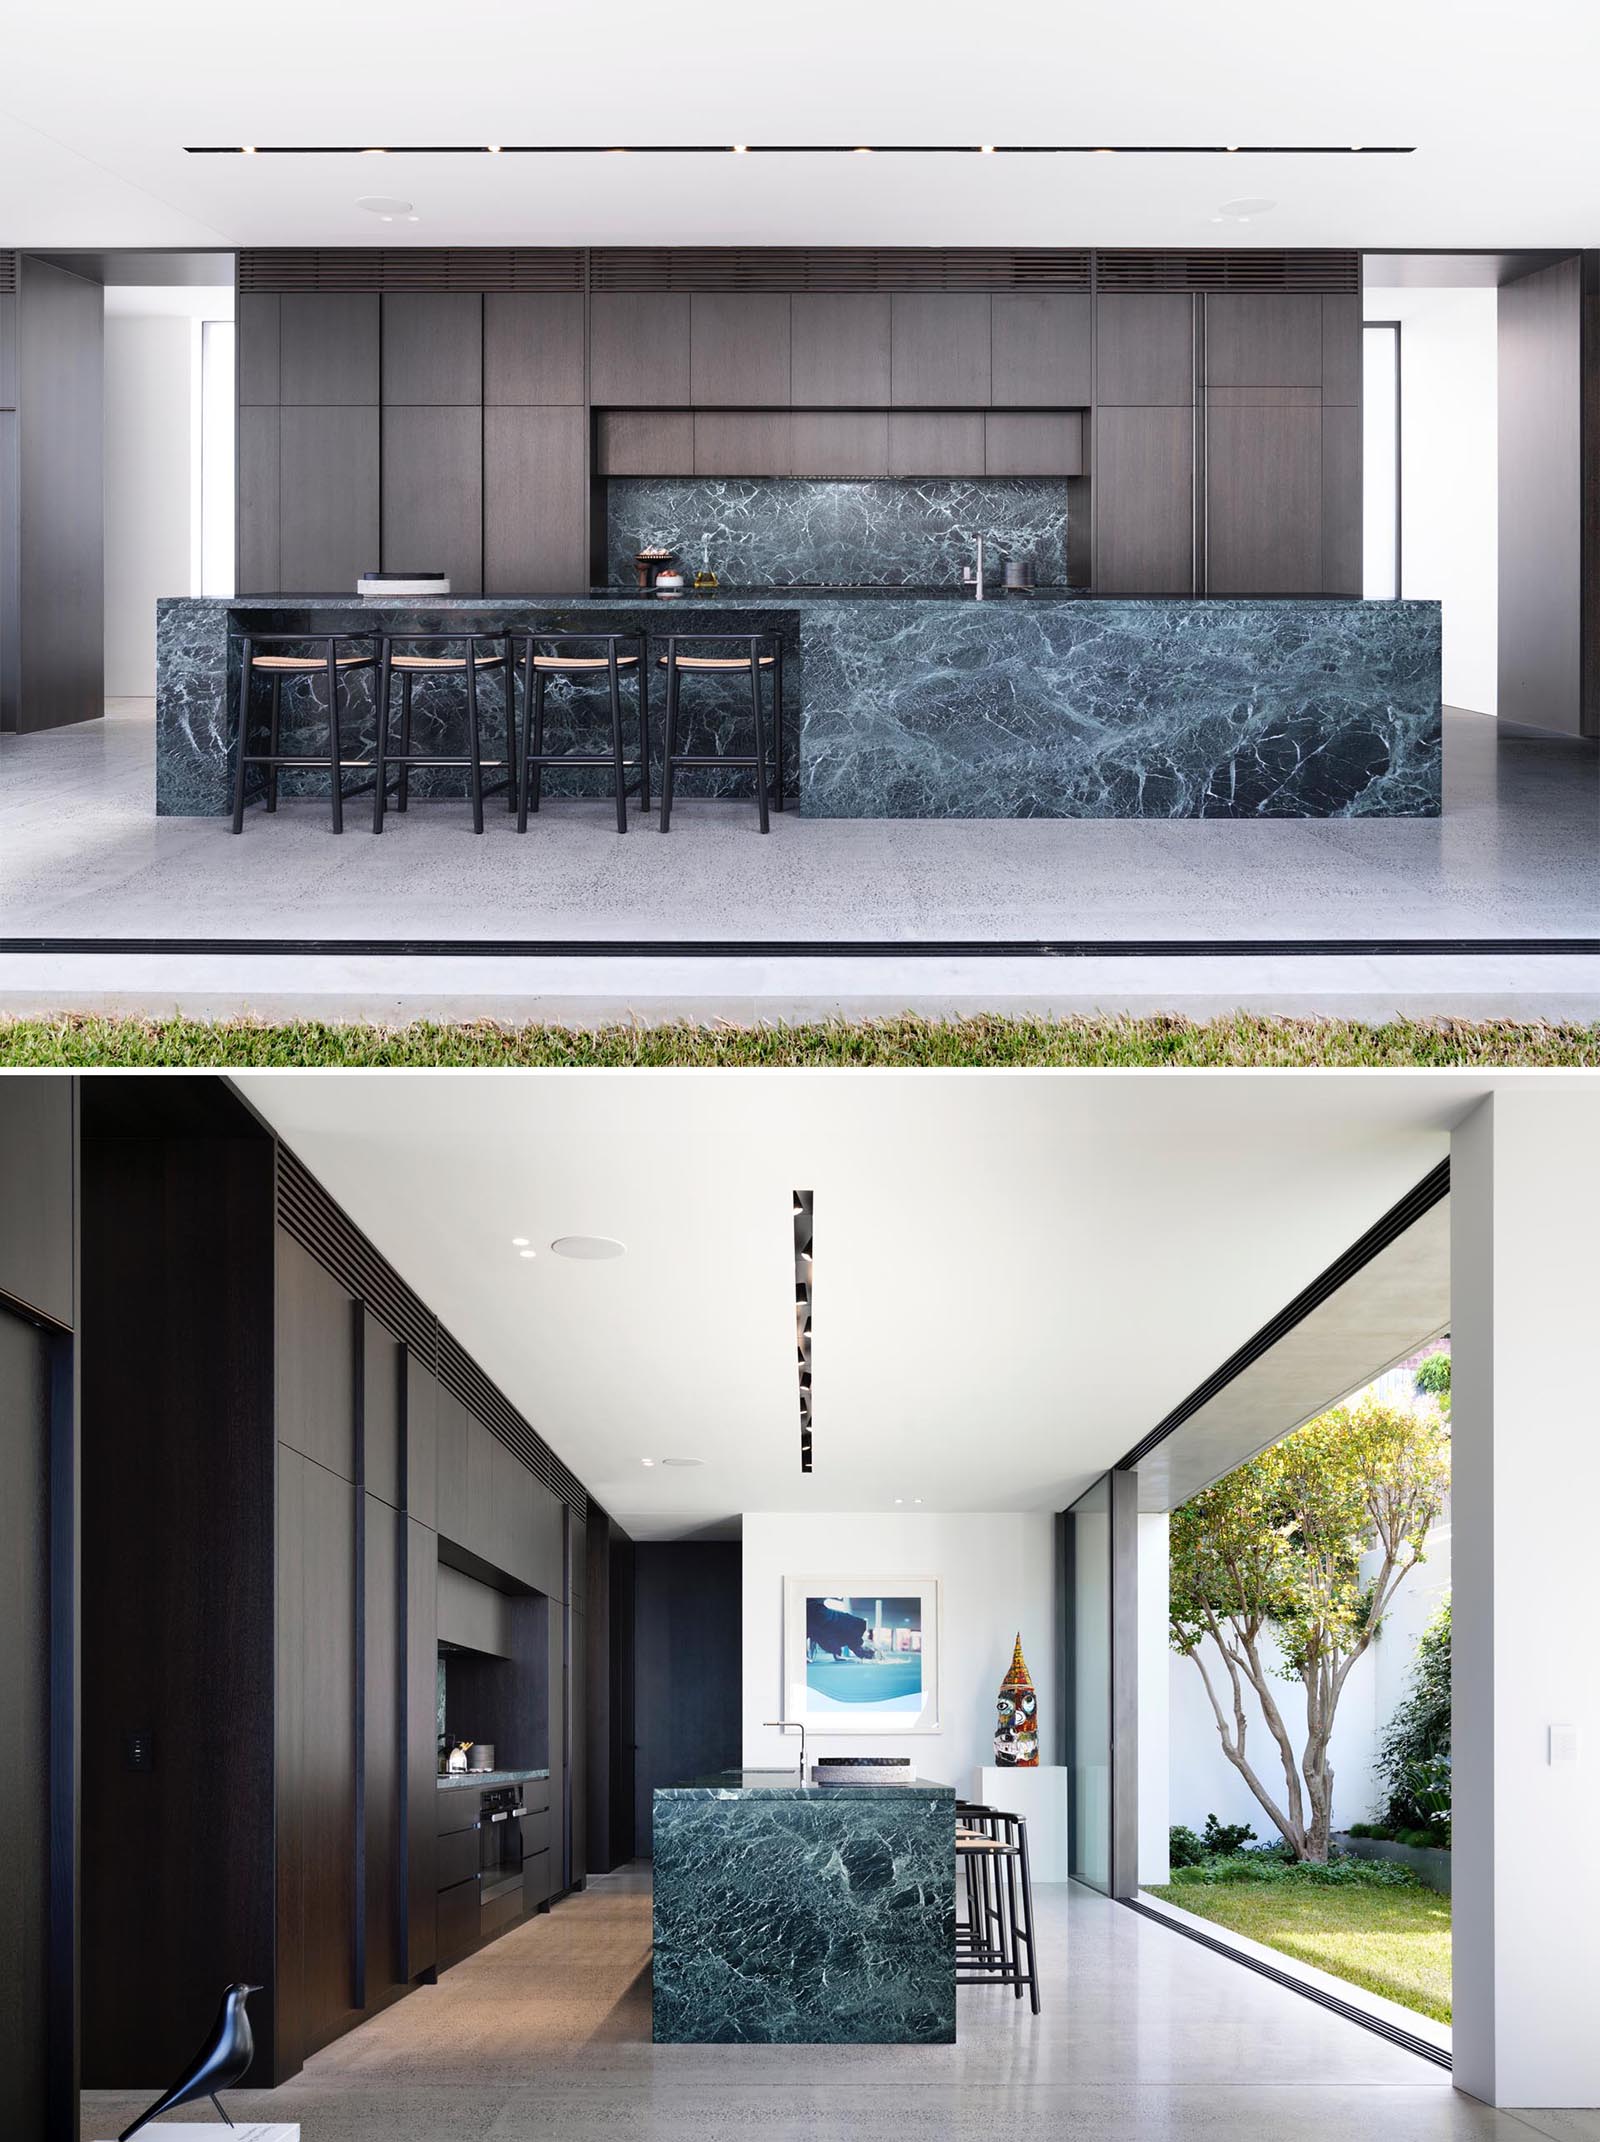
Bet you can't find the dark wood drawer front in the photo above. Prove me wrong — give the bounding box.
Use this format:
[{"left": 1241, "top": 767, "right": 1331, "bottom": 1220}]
[
  {"left": 437, "top": 1825, "right": 480, "bottom": 1890},
  {"left": 481, "top": 1883, "right": 524, "bottom": 1940},
  {"left": 519, "top": 1807, "right": 551, "bottom": 1859},
  {"left": 437, "top": 1876, "right": 480, "bottom": 1965},
  {"left": 522, "top": 1778, "right": 551, "bottom": 1816},
  {"left": 437, "top": 1788, "right": 481, "bottom": 1837}
]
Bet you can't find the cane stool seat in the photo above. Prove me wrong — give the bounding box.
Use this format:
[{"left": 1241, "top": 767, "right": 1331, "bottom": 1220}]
[
  {"left": 249, "top": 652, "right": 375, "bottom": 671},
  {"left": 388, "top": 651, "right": 504, "bottom": 670},
  {"left": 533, "top": 652, "right": 641, "bottom": 671},
  {"left": 655, "top": 652, "right": 776, "bottom": 670}
]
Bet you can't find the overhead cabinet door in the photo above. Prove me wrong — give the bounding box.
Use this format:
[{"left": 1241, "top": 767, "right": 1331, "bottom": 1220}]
[
  {"left": 1204, "top": 294, "right": 1324, "bottom": 388},
  {"left": 690, "top": 294, "right": 790, "bottom": 406},
  {"left": 589, "top": 294, "right": 691, "bottom": 405},
  {"left": 1095, "top": 294, "right": 1194, "bottom": 407},
  {"left": 484, "top": 293, "right": 586, "bottom": 405},
  {"left": 890, "top": 294, "right": 991, "bottom": 406},
  {"left": 789, "top": 294, "right": 892, "bottom": 405},
  {"left": 279, "top": 407, "right": 379, "bottom": 591},
  {"left": 990, "top": 294, "right": 1092, "bottom": 406},
  {"left": 279, "top": 294, "right": 379, "bottom": 405},
  {"left": 382, "top": 294, "right": 483, "bottom": 406}
]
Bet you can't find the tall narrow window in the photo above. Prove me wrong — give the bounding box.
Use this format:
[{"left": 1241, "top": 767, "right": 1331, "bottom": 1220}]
[{"left": 1363, "top": 320, "right": 1402, "bottom": 599}]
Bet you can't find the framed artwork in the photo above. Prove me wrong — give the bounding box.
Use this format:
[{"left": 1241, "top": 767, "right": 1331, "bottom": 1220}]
[{"left": 782, "top": 1576, "right": 941, "bottom": 1734}]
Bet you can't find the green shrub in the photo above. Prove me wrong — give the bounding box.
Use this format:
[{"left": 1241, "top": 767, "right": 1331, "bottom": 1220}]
[
  {"left": 1202, "top": 1814, "right": 1258, "bottom": 1856},
  {"left": 1376, "top": 1601, "right": 1452, "bottom": 1840},
  {"left": 1168, "top": 1853, "right": 1419, "bottom": 1891},
  {"left": 1168, "top": 1824, "right": 1208, "bottom": 1868}
]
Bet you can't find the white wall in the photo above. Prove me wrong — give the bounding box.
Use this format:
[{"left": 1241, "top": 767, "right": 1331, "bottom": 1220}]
[
  {"left": 102, "top": 284, "right": 233, "bottom": 697},
  {"left": 1363, "top": 283, "right": 1498, "bottom": 715},
  {"left": 741, "top": 1510, "right": 1056, "bottom": 1799},
  {"left": 104, "top": 313, "right": 193, "bottom": 696},
  {"left": 1452, "top": 1089, "right": 1600, "bottom": 2109}
]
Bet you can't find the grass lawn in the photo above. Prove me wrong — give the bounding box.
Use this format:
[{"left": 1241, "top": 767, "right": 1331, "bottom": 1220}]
[
  {"left": 2, "top": 1013, "right": 1599, "bottom": 1069},
  {"left": 1145, "top": 1878, "right": 1452, "bottom": 2024}
]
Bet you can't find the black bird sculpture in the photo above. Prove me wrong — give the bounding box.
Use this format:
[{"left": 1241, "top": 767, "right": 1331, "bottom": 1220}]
[{"left": 118, "top": 1982, "right": 261, "bottom": 2139}]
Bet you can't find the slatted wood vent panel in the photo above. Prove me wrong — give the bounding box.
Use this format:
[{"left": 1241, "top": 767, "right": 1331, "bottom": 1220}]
[
  {"left": 276, "top": 1144, "right": 437, "bottom": 1361},
  {"left": 0, "top": 251, "right": 17, "bottom": 293},
  {"left": 436, "top": 1326, "right": 588, "bottom": 1521},
  {"left": 238, "top": 248, "right": 584, "bottom": 292},
  {"left": 590, "top": 247, "right": 1092, "bottom": 291},
  {"left": 1095, "top": 250, "right": 1360, "bottom": 292}
]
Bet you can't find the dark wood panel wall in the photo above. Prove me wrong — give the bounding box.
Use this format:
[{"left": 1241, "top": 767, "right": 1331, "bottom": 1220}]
[
  {"left": 235, "top": 256, "right": 1364, "bottom": 599},
  {"left": 632, "top": 1541, "right": 742, "bottom": 1857},
  {"left": 584, "top": 1505, "right": 637, "bottom": 1877},
  {"left": 0, "top": 1078, "right": 78, "bottom": 2142},
  {"left": 76, "top": 1080, "right": 601, "bottom": 2095},
  {"left": 1, "top": 258, "right": 103, "bottom": 731},
  {"left": 1498, "top": 253, "right": 1600, "bottom": 737}
]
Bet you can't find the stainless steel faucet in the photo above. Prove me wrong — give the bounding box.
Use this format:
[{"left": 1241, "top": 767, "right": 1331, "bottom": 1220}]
[{"left": 764, "top": 1719, "right": 807, "bottom": 1778}]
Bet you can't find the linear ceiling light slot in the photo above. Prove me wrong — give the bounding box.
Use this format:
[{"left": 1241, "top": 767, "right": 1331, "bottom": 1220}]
[{"left": 795, "top": 1190, "right": 813, "bottom": 1475}]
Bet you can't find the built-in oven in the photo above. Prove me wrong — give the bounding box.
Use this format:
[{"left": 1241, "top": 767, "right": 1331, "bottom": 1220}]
[{"left": 478, "top": 1782, "right": 526, "bottom": 1932}]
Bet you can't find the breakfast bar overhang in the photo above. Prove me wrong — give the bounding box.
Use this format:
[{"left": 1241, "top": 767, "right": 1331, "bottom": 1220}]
[{"left": 156, "top": 590, "right": 1442, "bottom": 821}]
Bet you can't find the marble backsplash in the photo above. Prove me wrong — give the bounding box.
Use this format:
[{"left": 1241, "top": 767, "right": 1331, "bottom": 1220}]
[{"left": 605, "top": 477, "right": 1069, "bottom": 589}]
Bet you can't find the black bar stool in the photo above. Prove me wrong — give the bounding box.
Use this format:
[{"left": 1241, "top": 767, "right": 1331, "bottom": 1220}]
[
  {"left": 955, "top": 1802, "right": 1040, "bottom": 2014},
  {"left": 508, "top": 631, "right": 650, "bottom": 835},
  {"left": 657, "top": 633, "right": 784, "bottom": 834},
  {"left": 229, "top": 633, "right": 377, "bottom": 834},
  {"left": 372, "top": 631, "right": 512, "bottom": 835}
]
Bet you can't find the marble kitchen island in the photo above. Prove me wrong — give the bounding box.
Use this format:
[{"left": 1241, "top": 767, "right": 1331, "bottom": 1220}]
[
  {"left": 155, "top": 590, "right": 1441, "bottom": 821},
  {"left": 651, "top": 1771, "right": 957, "bottom": 2044}
]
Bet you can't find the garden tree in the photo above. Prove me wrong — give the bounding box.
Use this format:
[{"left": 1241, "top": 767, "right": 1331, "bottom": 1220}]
[{"left": 1169, "top": 1395, "right": 1450, "bottom": 1863}]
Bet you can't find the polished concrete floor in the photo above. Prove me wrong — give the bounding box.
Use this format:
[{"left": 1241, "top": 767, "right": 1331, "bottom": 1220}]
[
  {"left": 6, "top": 703, "right": 1598, "bottom": 1021},
  {"left": 78, "top": 1868, "right": 1600, "bottom": 2141}
]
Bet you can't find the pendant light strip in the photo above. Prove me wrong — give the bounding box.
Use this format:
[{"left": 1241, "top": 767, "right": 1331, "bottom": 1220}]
[{"left": 187, "top": 143, "right": 1414, "bottom": 157}]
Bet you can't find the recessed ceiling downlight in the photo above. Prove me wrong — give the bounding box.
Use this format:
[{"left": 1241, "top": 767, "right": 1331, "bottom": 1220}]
[
  {"left": 357, "top": 195, "right": 413, "bottom": 216},
  {"left": 660, "top": 1457, "right": 705, "bottom": 1468},
  {"left": 550, "top": 1234, "right": 626, "bottom": 1260},
  {"left": 1213, "top": 196, "right": 1276, "bottom": 223}
]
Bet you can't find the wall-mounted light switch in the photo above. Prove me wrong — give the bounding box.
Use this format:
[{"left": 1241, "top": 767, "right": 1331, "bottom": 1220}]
[{"left": 1549, "top": 1724, "right": 1579, "bottom": 1766}]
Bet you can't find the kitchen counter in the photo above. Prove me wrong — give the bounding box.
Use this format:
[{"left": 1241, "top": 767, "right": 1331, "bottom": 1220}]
[
  {"left": 436, "top": 1766, "right": 549, "bottom": 1791},
  {"left": 156, "top": 589, "right": 1441, "bottom": 821},
  {"left": 651, "top": 1769, "right": 956, "bottom": 2044}
]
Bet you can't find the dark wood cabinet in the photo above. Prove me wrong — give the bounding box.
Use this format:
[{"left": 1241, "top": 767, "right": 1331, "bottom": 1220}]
[
  {"left": 990, "top": 294, "right": 1092, "bottom": 406},
  {"left": 276, "top": 1231, "right": 356, "bottom": 1480},
  {"left": 279, "top": 406, "right": 379, "bottom": 591},
  {"left": 891, "top": 294, "right": 991, "bottom": 406},
  {"left": 596, "top": 408, "right": 695, "bottom": 476},
  {"left": 789, "top": 411, "right": 889, "bottom": 477},
  {"left": 382, "top": 294, "right": 483, "bottom": 406},
  {"left": 589, "top": 293, "right": 691, "bottom": 405},
  {"left": 984, "top": 411, "right": 1082, "bottom": 478},
  {"left": 1093, "top": 406, "right": 1194, "bottom": 594},
  {"left": 1205, "top": 403, "right": 1322, "bottom": 593},
  {"left": 1095, "top": 293, "right": 1194, "bottom": 407},
  {"left": 887, "top": 411, "right": 985, "bottom": 477},
  {"left": 237, "top": 407, "right": 281, "bottom": 592},
  {"left": 523, "top": 1848, "right": 552, "bottom": 1913},
  {"left": 549, "top": 1600, "right": 567, "bottom": 1887},
  {"left": 1205, "top": 293, "right": 1324, "bottom": 389},
  {"left": 404, "top": 1516, "right": 438, "bottom": 1979},
  {"left": 693, "top": 410, "right": 793, "bottom": 477},
  {"left": 691, "top": 293, "right": 790, "bottom": 406},
  {"left": 484, "top": 294, "right": 586, "bottom": 405},
  {"left": 382, "top": 405, "right": 483, "bottom": 593},
  {"left": 436, "top": 1877, "right": 479, "bottom": 1966},
  {"left": 484, "top": 406, "right": 587, "bottom": 592},
  {"left": 790, "top": 294, "right": 891, "bottom": 405},
  {"left": 435, "top": 1383, "right": 469, "bottom": 1544},
  {"left": 404, "top": 1355, "right": 438, "bottom": 1528},
  {"left": 362, "top": 1312, "right": 402, "bottom": 1508},
  {"left": 238, "top": 293, "right": 281, "bottom": 405},
  {"left": 1320, "top": 294, "right": 1362, "bottom": 407},
  {"left": 528, "top": 1477, "right": 564, "bottom": 1599},
  {"left": 466, "top": 1415, "right": 497, "bottom": 1561},
  {"left": 363, "top": 1495, "right": 405, "bottom": 2003},
  {"left": 276, "top": 1446, "right": 359, "bottom": 2065},
  {"left": 569, "top": 1603, "right": 587, "bottom": 1883},
  {"left": 0, "top": 1074, "right": 74, "bottom": 1325},
  {"left": 494, "top": 1436, "right": 535, "bottom": 1584},
  {"left": 279, "top": 294, "right": 379, "bottom": 406},
  {"left": 1321, "top": 403, "right": 1362, "bottom": 594}
]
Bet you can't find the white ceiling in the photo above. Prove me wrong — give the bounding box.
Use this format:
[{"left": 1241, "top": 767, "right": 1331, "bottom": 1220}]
[
  {"left": 235, "top": 1071, "right": 1504, "bottom": 1540},
  {"left": 3, "top": 2, "right": 1598, "bottom": 248}
]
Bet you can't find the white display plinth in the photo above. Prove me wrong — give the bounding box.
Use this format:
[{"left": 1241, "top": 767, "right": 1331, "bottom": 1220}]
[
  {"left": 97, "top": 2127, "right": 298, "bottom": 2142},
  {"left": 972, "top": 1764, "right": 1071, "bottom": 1882}
]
